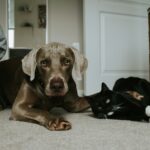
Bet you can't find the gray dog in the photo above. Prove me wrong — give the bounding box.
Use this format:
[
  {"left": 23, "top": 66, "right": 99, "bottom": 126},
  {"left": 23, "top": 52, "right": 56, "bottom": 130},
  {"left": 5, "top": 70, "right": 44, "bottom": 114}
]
[{"left": 0, "top": 42, "right": 89, "bottom": 131}]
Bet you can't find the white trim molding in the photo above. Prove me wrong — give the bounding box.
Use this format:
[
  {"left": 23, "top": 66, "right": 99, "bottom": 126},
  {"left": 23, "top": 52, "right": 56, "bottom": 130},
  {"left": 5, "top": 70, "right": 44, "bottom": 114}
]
[{"left": 102, "top": 0, "right": 150, "bottom": 5}]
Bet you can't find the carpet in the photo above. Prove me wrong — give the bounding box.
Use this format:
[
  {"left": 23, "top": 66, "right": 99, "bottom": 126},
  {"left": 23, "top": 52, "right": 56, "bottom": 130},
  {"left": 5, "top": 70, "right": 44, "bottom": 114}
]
[{"left": 0, "top": 109, "right": 150, "bottom": 150}]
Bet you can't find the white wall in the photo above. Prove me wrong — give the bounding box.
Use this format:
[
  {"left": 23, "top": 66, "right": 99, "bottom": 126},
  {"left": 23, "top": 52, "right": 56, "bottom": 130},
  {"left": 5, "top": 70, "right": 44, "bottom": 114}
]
[
  {"left": 47, "top": 0, "right": 83, "bottom": 51},
  {"left": 15, "top": 0, "right": 46, "bottom": 48},
  {"left": 14, "top": 0, "right": 83, "bottom": 50}
]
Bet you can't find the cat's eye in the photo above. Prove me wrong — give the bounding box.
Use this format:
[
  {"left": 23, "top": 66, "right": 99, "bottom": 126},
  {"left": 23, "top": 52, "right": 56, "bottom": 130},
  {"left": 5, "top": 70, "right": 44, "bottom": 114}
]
[
  {"left": 98, "top": 106, "right": 102, "bottom": 110},
  {"left": 106, "top": 99, "right": 110, "bottom": 104}
]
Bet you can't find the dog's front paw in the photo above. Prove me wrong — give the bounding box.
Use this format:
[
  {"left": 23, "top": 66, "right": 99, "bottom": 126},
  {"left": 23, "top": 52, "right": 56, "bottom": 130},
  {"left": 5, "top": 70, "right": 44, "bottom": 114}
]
[{"left": 46, "top": 118, "right": 71, "bottom": 131}]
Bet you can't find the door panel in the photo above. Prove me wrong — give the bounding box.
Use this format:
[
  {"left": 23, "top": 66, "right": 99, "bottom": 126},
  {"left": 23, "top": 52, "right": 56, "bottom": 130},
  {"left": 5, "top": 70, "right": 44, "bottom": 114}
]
[{"left": 83, "top": 0, "right": 150, "bottom": 95}]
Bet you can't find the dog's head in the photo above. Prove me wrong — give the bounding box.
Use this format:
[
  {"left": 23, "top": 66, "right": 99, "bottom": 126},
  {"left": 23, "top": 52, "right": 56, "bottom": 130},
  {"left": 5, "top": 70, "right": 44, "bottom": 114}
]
[{"left": 22, "top": 42, "right": 87, "bottom": 97}]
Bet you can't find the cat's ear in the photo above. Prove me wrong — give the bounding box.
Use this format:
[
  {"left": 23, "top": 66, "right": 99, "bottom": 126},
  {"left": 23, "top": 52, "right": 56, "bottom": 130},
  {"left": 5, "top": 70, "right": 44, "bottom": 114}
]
[{"left": 101, "top": 82, "right": 109, "bottom": 92}]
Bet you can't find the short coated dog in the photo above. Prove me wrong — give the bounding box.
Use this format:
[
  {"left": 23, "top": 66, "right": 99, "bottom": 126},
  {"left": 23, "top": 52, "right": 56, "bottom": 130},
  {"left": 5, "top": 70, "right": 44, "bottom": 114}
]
[
  {"left": 86, "top": 77, "right": 150, "bottom": 122},
  {"left": 0, "top": 42, "right": 89, "bottom": 131}
]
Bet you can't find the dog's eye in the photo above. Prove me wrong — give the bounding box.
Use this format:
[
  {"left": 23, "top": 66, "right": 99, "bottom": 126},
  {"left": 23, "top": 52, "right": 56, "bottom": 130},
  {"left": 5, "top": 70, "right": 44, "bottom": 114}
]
[
  {"left": 40, "top": 60, "right": 49, "bottom": 67},
  {"left": 63, "top": 58, "right": 71, "bottom": 66}
]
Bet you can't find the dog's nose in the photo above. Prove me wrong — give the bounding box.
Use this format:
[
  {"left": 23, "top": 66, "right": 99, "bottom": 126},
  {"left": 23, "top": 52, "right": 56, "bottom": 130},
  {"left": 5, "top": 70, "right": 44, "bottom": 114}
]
[{"left": 50, "top": 77, "right": 64, "bottom": 92}]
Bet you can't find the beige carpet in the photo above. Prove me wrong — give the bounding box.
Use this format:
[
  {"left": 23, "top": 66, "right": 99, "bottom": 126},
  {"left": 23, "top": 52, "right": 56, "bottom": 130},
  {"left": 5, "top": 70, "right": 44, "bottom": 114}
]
[{"left": 0, "top": 109, "right": 150, "bottom": 150}]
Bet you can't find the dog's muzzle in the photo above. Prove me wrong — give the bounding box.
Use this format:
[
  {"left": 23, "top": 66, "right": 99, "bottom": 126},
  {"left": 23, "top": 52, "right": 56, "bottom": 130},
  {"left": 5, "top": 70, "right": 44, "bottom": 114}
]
[
  {"left": 50, "top": 77, "right": 64, "bottom": 93},
  {"left": 45, "top": 76, "right": 68, "bottom": 96}
]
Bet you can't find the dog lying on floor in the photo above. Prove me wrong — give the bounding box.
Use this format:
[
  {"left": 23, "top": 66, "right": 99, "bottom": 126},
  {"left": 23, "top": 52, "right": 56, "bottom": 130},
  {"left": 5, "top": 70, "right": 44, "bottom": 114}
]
[
  {"left": 0, "top": 42, "right": 89, "bottom": 131},
  {"left": 86, "top": 77, "right": 150, "bottom": 122}
]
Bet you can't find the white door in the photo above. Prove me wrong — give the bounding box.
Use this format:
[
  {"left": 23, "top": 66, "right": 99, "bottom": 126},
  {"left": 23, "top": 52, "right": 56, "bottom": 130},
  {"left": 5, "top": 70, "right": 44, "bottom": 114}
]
[{"left": 83, "top": 0, "right": 150, "bottom": 95}]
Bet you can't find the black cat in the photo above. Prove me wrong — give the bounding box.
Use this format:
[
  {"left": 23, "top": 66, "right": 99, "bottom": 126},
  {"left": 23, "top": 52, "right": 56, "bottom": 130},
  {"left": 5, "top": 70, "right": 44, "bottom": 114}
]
[{"left": 86, "top": 77, "right": 150, "bottom": 122}]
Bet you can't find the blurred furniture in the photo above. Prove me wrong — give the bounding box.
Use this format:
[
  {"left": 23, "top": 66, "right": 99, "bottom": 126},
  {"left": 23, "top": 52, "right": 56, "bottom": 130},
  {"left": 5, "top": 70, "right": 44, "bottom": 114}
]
[
  {"left": 9, "top": 48, "right": 31, "bottom": 58},
  {"left": 148, "top": 8, "right": 150, "bottom": 79}
]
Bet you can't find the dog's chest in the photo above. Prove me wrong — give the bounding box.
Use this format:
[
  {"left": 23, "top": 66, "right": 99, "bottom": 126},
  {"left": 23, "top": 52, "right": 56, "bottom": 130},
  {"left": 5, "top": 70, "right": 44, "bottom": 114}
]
[{"left": 35, "top": 97, "right": 65, "bottom": 109}]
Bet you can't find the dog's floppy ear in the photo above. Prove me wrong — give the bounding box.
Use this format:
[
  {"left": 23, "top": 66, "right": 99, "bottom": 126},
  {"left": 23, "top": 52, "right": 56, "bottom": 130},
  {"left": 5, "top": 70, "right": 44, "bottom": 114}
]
[
  {"left": 22, "top": 47, "right": 40, "bottom": 81},
  {"left": 71, "top": 47, "right": 88, "bottom": 82}
]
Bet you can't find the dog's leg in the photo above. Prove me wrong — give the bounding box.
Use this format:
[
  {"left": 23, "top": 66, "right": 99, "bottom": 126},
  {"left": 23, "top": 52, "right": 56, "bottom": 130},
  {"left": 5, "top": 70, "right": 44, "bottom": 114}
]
[
  {"left": 64, "top": 97, "right": 90, "bottom": 112},
  {"left": 11, "top": 81, "right": 71, "bottom": 131},
  {"left": 11, "top": 107, "right": 71, "bottom": 131}
]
